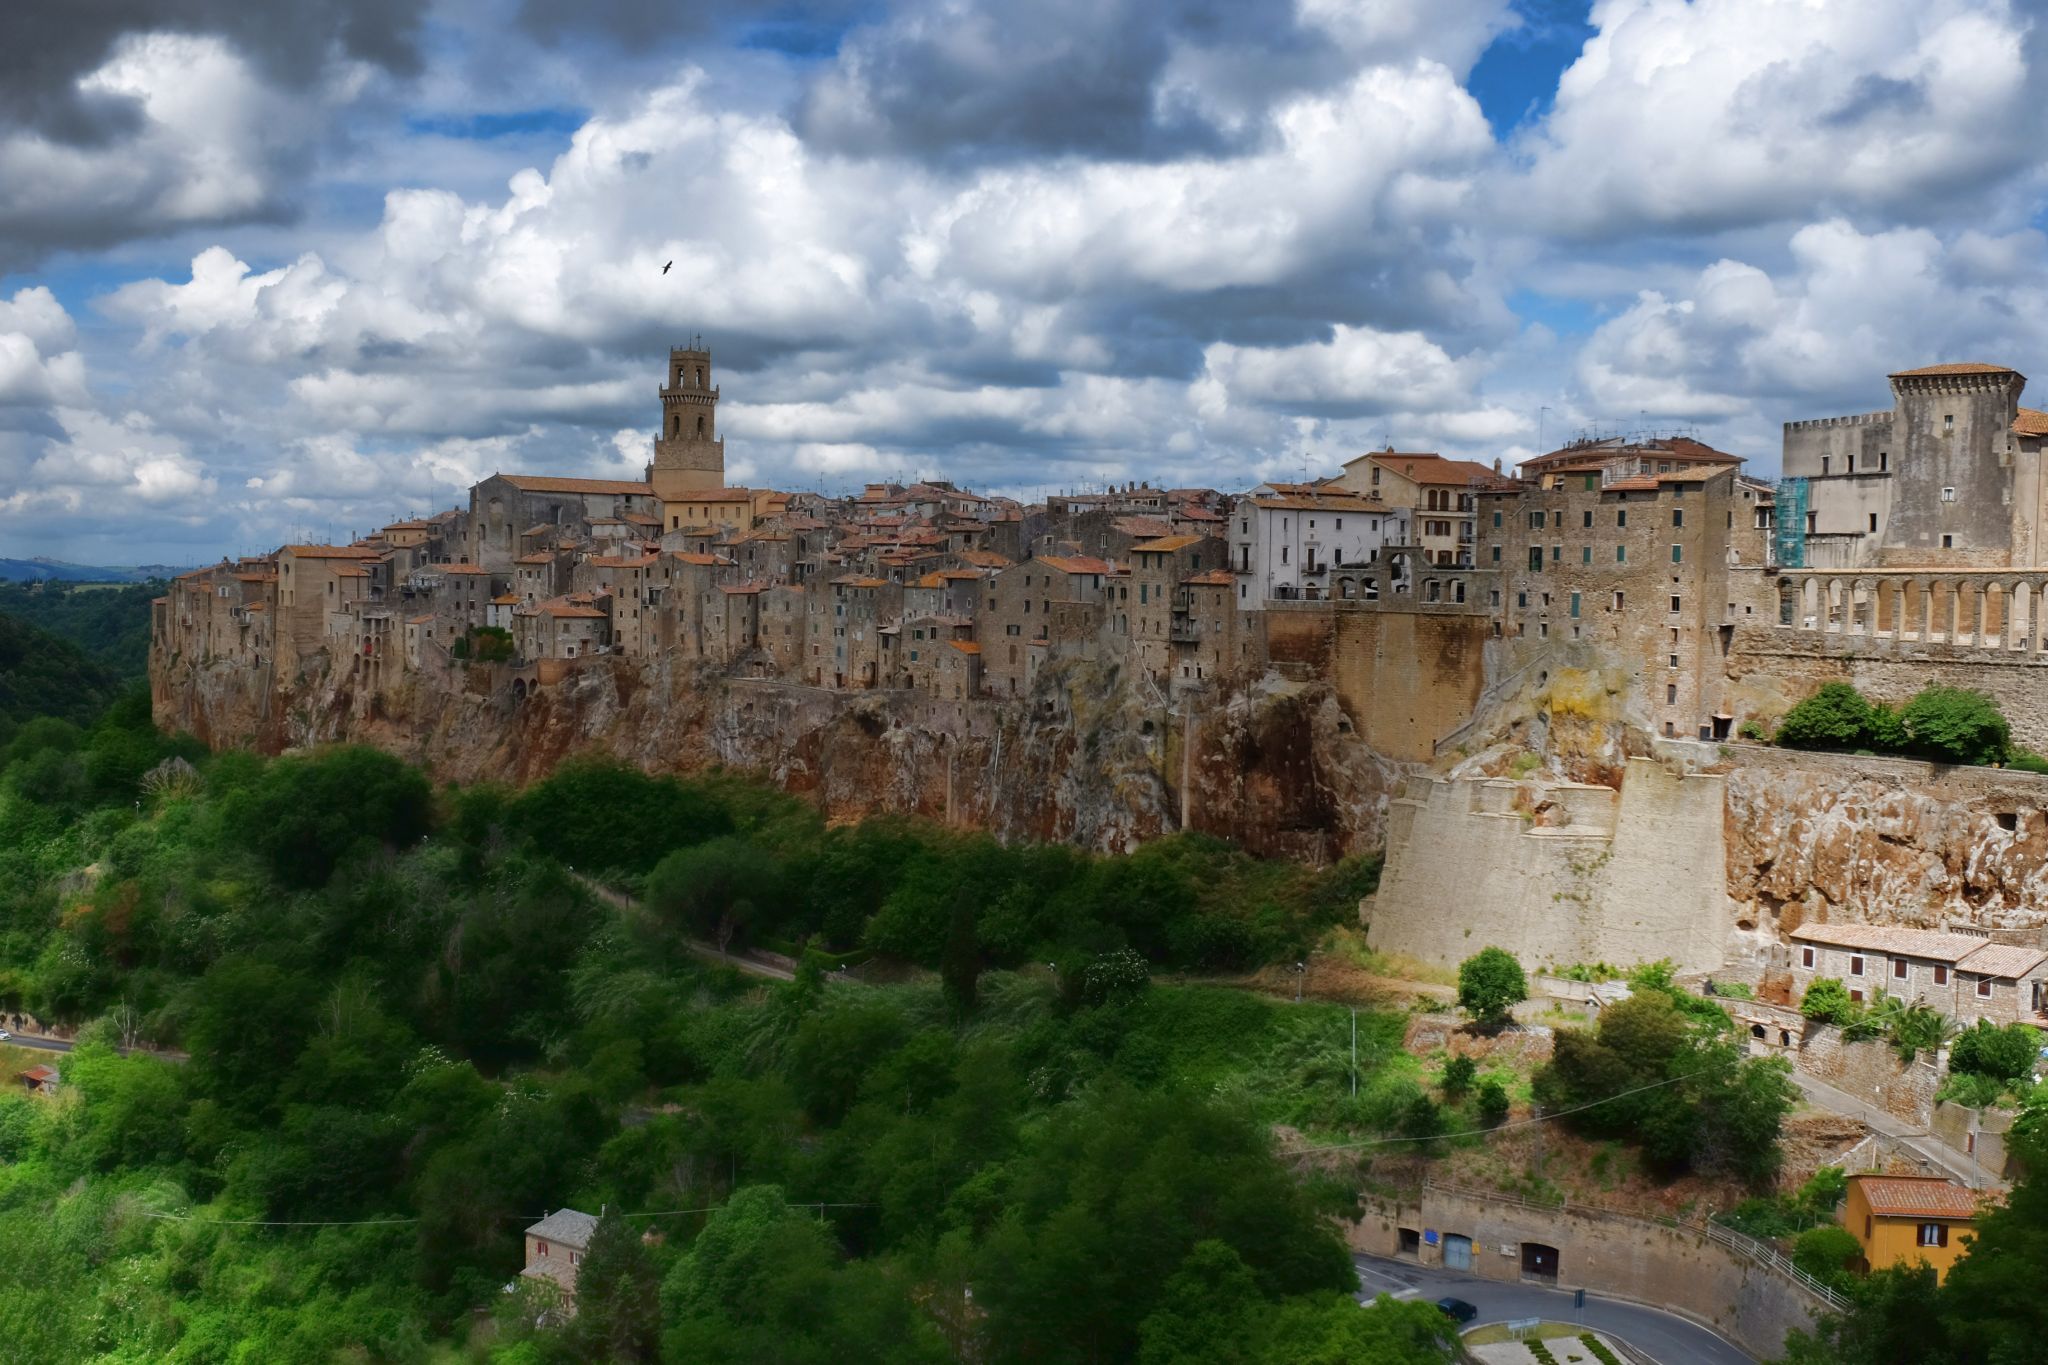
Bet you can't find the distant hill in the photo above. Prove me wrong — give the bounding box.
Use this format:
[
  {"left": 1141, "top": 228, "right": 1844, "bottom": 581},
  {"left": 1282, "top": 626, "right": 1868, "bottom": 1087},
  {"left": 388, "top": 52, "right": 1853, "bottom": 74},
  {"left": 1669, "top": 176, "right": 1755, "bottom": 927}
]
[
  {"left": 0, "top": 580, "right": 164, "bottom": 685},
  {"left": 0, "top": 557, "right": 191, "bottom": 583}
]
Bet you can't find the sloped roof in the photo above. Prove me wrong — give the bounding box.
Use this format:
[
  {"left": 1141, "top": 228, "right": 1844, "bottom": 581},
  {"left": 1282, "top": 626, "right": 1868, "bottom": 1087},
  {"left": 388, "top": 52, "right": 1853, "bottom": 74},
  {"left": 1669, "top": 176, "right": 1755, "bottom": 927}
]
[
  {"left": 1131, "top": 534, "right": 1207, "bottom": 554},
  {"left": 525, "top": 1208, "right": 599, "bottom": 1248},
  {"left": 1182, "top": 569, "right": 1236, "bottom": 587},
  {"left": 1036, "top": 555, "right": 1114, "bottom": 575},
  {"left": 1855, "top": 1176, "right": 1981, "bottom": 1219},
  {"left": 2013, "top": 407, "right": 2048, "bottom": 437},
  {"left": 281, "top": 544, "right": 383, "bottom": 559},
  {"left": 1788, "top": 922, "right": 1990, "bottom": 964},
  {"left": 497, "top": 474, "right": 652, "bottom": 496}
]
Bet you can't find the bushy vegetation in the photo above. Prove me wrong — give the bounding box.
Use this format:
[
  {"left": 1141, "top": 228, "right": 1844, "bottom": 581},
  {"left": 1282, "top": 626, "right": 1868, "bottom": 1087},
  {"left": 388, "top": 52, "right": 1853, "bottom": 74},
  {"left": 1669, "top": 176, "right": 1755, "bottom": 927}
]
[
  {"left": 0, "top": 699, "right": 1462, "bottom": 1362},
  {"left": 0, "top": 580, "right": 161, "bottom": 680},
  {"left": 0, "top": 611, "right": 128, "bottom": 745},
  {"left": 1773, "top": 682, "right": 2018, "bottom": 767},
  {"left": 1533, "top": 974, "right": 1796, "bottom": 1185},
  {"left": 1456, "top": 946, "right": 1527, "bottom": 1029}
]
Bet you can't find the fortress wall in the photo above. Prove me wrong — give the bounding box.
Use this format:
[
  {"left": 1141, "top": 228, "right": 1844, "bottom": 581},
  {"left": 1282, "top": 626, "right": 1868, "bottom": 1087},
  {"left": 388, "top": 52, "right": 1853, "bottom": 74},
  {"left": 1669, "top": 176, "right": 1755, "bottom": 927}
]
[
  {"left": 1366, "top": 758, "right": 1732, "bottom": 973},
  {"left": 1729, "top": 623, "right": 2048, "bottom": 749},
  {"left": 1331, "top": 609, "right": 1490, "bottom": 763}
]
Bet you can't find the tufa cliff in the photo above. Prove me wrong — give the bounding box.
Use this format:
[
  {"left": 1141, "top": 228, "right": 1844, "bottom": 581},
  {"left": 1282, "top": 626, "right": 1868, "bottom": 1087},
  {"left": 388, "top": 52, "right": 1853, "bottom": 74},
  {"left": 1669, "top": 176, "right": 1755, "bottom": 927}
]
[{"left": 154, "top": 645, "right": 1404, "bottom": 861}]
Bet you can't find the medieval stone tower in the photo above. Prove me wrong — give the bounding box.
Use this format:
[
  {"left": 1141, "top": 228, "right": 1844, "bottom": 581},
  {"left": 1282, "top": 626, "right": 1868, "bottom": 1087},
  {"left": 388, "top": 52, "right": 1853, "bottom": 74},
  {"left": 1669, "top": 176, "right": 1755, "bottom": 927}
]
[{"left": 651, "top": 343, "right": 724, "bottom": 502}]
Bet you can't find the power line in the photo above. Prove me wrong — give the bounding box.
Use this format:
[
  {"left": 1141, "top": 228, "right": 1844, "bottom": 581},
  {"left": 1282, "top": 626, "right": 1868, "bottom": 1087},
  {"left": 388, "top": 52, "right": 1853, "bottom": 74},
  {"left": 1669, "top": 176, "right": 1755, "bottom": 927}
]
[
  {"left": 1279, "top": 1067, "right": 1712, "bottom": 1155},
  {"left": 138, "top": 1212, "right": 420, "bottom": 1226}
]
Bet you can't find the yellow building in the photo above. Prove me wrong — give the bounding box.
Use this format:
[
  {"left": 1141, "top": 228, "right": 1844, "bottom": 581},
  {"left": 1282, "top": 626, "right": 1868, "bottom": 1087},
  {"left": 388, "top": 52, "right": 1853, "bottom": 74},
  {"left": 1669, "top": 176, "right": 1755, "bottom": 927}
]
[{"left": 1843, "top": 1174, "right": 1980, "bottom": 1282}]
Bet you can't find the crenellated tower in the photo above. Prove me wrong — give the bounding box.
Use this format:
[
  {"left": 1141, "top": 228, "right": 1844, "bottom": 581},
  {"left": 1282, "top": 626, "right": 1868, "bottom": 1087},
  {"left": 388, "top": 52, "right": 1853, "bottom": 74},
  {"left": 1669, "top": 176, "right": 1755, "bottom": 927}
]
[{"left": 651, "top": 343, "right": 725, "bottom": 510}]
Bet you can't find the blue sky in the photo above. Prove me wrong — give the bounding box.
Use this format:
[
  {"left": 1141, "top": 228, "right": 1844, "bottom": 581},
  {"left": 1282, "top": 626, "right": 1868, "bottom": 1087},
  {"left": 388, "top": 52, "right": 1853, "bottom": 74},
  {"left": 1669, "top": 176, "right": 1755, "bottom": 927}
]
[{"left": 3, "top": 0, "right": 2048, "bottom": 564}]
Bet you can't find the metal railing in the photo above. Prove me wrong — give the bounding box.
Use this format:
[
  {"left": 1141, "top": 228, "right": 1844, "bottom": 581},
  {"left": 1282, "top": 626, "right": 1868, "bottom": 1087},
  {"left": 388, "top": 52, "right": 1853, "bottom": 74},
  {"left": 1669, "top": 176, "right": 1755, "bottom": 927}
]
[{"left": 1420, "top": 1180, "right": 1852, "bottom": 1315}]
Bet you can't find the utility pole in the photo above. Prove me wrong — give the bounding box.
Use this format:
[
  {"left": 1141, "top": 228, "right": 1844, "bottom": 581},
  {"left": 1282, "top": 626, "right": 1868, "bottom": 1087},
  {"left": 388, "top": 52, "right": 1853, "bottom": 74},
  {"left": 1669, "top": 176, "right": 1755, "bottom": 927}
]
[{"left": 1351, "top": 1007, "right": 1358, "bottom": 1098}]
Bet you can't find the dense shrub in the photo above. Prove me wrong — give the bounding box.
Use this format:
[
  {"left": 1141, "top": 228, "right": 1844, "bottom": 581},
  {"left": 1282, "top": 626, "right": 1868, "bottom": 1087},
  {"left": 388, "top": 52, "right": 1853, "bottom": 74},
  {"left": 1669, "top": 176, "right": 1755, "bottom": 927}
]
[{"left": 1457, "top": 947, "right": 1528, "bottom": 1028}]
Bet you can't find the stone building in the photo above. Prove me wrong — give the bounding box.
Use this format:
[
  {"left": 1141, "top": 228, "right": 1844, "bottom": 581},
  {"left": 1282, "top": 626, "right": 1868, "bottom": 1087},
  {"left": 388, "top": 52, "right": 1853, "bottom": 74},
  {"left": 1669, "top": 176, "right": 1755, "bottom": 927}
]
[
  {"left": 650, "top": 344, "right": 725, "bottom": 518},
  {"left": 1787, "top": 923, "right": 2048, "bottom": 1026},
  {"left": 1477, "top": 465, "right": 1775, "bottom": 739},
  {"left": 1782, "top": 363, "right": 2048, "bottom": 571},
  {"left": 1124, "top": 534, "right": 1224, "bottom": 679},
  {"left": 1336, "top": 450, "right": 1510, "bottom": 568},
  {"left": 470, "top": 475, "right": 657, "bottom": 572},
  {"left": 521, "top": 1207, "right": 598, "bottom": 1306}
]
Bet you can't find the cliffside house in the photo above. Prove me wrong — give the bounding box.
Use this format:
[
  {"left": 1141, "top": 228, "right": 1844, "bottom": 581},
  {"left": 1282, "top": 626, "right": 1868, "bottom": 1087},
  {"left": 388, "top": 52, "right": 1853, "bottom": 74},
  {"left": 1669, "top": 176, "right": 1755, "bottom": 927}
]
[
  {"left": 521, "top": 1207, "right": 598, "bottom": 1304},
  {"left": 1843, "top": 1175, "right": 1981, "bottom": 1283},
  {"left": 1788, "top": 923, "right": 2048, "bottom": 1026}
]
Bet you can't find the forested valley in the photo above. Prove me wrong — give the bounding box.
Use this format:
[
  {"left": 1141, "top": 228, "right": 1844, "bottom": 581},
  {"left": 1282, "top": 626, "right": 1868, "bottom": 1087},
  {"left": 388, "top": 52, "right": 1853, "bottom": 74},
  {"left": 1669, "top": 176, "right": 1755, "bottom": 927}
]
[{"left": 0, "top": 670, "right": 1467, "bottom": 1364}]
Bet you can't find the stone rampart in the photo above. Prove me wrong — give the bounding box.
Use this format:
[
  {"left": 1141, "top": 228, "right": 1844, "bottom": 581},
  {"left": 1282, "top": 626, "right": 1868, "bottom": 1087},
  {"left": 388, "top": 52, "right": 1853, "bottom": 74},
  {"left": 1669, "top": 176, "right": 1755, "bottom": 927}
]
[
  {"left": 1795, "top": 1022, "right": 1940, "bottom": 1128},
  {"left": 1350, "top": 1182, "right": 1837, "bottom": 1361},
  {"left": 1364, "top": 757, "right": 1732, "bottom": 972}
]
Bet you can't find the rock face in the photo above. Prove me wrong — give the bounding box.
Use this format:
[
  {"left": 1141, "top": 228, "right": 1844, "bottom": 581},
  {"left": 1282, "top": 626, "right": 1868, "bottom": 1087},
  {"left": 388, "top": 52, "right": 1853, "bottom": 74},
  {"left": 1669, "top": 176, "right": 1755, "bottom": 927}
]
[
  {"left": 154, "top": 647, "right": 1404, "bottom": 860},
  {"left": 1723, "top": 745, "right": 2048, "bottom": 939}
]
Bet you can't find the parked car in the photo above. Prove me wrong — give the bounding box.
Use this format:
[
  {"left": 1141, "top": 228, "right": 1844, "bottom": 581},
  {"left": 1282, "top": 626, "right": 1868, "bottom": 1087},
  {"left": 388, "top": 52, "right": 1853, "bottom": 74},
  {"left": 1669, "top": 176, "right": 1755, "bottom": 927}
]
[{"left": 1435, "top": 1297, "right": 1478, "bottom": 1325}]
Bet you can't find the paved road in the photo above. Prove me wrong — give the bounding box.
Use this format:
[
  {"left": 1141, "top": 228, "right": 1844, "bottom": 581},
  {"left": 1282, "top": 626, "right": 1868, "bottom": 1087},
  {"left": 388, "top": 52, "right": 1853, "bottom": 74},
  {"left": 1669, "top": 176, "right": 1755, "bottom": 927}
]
[
  {"left": 1353, "top": 1253, "right": 1756, "bottom": 1365},
  {"left": 1789, "top": 1071, "right": 1999, "bottom": 1189},
  {"left": 4, "top": 1033, "right": 73, "bottom": 1055}
]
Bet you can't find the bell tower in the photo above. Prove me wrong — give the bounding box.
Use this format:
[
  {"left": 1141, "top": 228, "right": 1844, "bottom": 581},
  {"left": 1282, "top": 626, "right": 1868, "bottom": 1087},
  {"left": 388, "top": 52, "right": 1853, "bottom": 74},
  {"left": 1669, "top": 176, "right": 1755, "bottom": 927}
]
[{"left": 651, "top": 341, "right": 725, "bottom": 510}]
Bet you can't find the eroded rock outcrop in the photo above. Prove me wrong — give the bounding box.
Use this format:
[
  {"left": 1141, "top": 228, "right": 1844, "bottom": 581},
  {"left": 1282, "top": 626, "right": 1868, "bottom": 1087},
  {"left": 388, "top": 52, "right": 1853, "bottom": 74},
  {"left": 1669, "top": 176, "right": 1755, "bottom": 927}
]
[{"left": 155, "top": 647, "right": 1403, "bottom": 860}]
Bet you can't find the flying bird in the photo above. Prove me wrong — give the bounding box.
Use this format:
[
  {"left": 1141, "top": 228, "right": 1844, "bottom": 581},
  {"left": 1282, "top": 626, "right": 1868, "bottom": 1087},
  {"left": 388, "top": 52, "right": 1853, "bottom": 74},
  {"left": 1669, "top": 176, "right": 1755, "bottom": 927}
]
[{"left": 661, "top": 260, "right": 672, "bottom": 275}]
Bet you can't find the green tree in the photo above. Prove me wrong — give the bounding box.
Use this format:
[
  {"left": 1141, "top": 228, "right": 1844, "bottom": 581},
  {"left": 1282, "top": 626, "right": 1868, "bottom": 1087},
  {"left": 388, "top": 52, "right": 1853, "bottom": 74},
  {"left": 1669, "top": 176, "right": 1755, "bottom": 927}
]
[
  {"left": 1775, "top": 683, "right": 1875, "bottom": 752},
  {"left": 1948, "top": 1019, "right": 2039, "bottom": 1083},
  {"left": 1793, "top": 1225, "right": 1862, "bottom": 1291},
  {"left": 940, "top": 897, "right": 980, "bottom": 1019},
  {"left": 1800, "top": 977, "right": 1857, "bottom": 1025},
  {"left": 1439, "top": 1055, "right": 1476, "bottom": 1099},
  {"left": 1476, "top": 1078, "right": 1510, "bottom": 1127},
  {"left": 645, "top": 836, "right": 782, "bottom": 956},
  {"left": 225, "top": 746, "right": 432, "bottom": 887},
  {"left": 570, "top": 1210, "right": 661, "bottom": 1362},
  {"left": 1457, "top": 947, "right": 1527, "bottom": 1028},
  {"left": 1900, "top": 686, "right": 2010, "bottom": 766}
]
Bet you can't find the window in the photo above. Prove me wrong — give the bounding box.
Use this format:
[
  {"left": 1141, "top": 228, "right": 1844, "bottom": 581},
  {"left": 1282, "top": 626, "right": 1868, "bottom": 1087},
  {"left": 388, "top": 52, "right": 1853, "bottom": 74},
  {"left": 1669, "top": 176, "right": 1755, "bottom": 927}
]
[
  {"left": 1942, "top": 534, "right": 1955, "bottom": 549},
  {"left": 1935, "top": 966, "right": 1947, "bottom": 985},
  {"left": 1529, "top": 547, "right": 1544, "bottom": 571},
  {"left": 1801, "top": 946, "right": 1815, "bottom": 968},
  {"left": 1919, "top": 1223, "right": 1948, "bottom": 1248},
  {"left": 1822, "top": 456, "right": 1830, "bottom": 475},
  {"left": 1612, "top": 591, "right": 1624, "bottom": 611},
  {"left": 1944, "top": 414, "right": 1954, "bottom": 431},
  {"left": 1894, "top": 958, "right": 1909, "bottom": 979},
  {"left": 1583, "top": 510, "right": 1593, "bottom": 528},
  {"left": 1585, "top": 474, "right": 1598, "bottom": 492},
  {"left": 1673, "top": 508, "right": 1684, "bottom": 527},
  {"left": 1671, "top": 544, "right": 1683, "bottom": 564},
  {"left": 1281, "top": 547, "right": 1289, "bottom": 564},
  {"left": 1617, "top": 545, "right": 1627, "bottom": 563},
  {"left": 1617, "top": 509, "right": 1627, "bottom": 527},
  {"left": 1492, "top": 546, "right": 1501, "bottom": 563},
  {"left": 1581, "top": 546, "right": 1592, "bottom": 564},
  {"left": 1570, "top": 592, "right": 1580, "bottom": 618},
  {"left": 1978, "top": 977, "right": 1993, "bottom": 998},
  {"left": 1869, "top": 513, "right": 1878, "bottom": 532},
  {"left": 1880, "top": 451, "right": 1888, "bottom": 471},
  {"left": 1848, "top": 454, "right": 1855, "bottom": 474},
  {"left": 1941, "top": 486, "right": 1957, "bottom": 502},
  {"left": 1517, "top": 592, "right": 1527, "bottom": 608},
  {"left": 1530, "top": 511, "right": 1546, "bottom": 529},
  {"left": 1666, "top": 683, "right": 1677, "bottom": 703},
  {"left": 1552, "top": 543, "right": 1562, "bottom": 562},
  {"left": 1669, "top": 654, "right": 1678, "bottom": 667},
  {"left": 1850, "top": 955, "right": 1864, "bottom": 976},
  {"left": 1493, "top": 510, "right": 1502, "bottom": 527},
  {"left": 1670, "top": 595, "right": 1682, "bottom": 613}
]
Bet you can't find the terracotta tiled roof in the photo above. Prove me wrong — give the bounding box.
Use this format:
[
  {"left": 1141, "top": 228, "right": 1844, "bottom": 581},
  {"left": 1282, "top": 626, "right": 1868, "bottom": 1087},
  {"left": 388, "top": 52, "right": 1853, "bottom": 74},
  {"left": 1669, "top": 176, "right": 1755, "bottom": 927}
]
[
  {"left": 1789, "top": 923, "right": 1992, "bottom": 964},
  {"left": 2013, "top": 408, "right": 2048, "bottom": 437},
  {"left": 515, "top": 553, "right": 554, "bottom": 565},
  {"left": 281, "top": 544, "right": 383, "bottom": 559},
  {"left": 1889, "top": 363, "right": 2016, "bottom": 378},
  {"left": 1855, "top": 1176, "right": 1982, "bottom": 1219},
  {"left": 1037, "top": 555, "right": 1114, "bottom": 575},
  {"left": 383, "top": 520, "right": 430, "bottom": 530},
  {"left": 1182, "top": 569, "right": 1236, "bottom": 587},
  {"left": 1956, "top": 943, "right": 2048, "bottom": 980},
  {"left": 439, "top": 564, "right": 493, "bottom": 575},
  {"left": 1251, "top": 492, "right": 1390, "bottom": 514},
  {"left": 949, "top": 641, "right": 982, "bottom": 655},
  {"left": 1131, "top": 534, "right": 1207, "bottom": 554},
  {"left": 497, "top": 474, "right": 652, "bottom": 496},
  {"left": 1603, "top": 477, "right": 1659, "bottom": 492},
  {"left": 958, "top": 550, "right": 1011, "bottom": 568},
  {"left": 530, "top": 597, "right": 607, "bottom": 619}
]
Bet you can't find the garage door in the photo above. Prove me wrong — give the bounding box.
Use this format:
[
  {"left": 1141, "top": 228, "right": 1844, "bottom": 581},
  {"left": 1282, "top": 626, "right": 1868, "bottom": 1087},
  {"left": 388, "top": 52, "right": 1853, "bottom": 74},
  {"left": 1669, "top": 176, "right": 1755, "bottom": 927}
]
[{"left": 1443, "top": 1234, "right": 1472, "bottom": 1271}]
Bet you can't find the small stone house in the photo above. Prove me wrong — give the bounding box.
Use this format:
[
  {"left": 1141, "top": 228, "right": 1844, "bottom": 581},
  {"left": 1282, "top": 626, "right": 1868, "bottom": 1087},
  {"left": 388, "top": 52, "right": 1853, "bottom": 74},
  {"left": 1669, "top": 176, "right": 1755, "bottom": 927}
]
[
  {"left": 1788, "top": 923, "right": 2048, "bottom": 1026},
  {"left": 522, "top": 1207, "right": 598, "bottom": 1304}
]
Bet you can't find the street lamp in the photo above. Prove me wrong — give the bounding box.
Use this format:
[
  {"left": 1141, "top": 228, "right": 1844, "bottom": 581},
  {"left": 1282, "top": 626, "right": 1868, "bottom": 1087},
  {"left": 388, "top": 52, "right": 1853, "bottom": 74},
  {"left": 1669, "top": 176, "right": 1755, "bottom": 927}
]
[{"left": 1291, "top": 960, "right": 1306, "bottom": 1003}]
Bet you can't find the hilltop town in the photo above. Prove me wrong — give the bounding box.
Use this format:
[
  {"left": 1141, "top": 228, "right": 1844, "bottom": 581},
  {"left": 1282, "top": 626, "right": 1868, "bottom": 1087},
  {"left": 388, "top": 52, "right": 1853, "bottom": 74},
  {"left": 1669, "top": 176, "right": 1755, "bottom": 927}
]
[{"left": 153, "top": 347, "right": 2048, "bottom": 757}]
